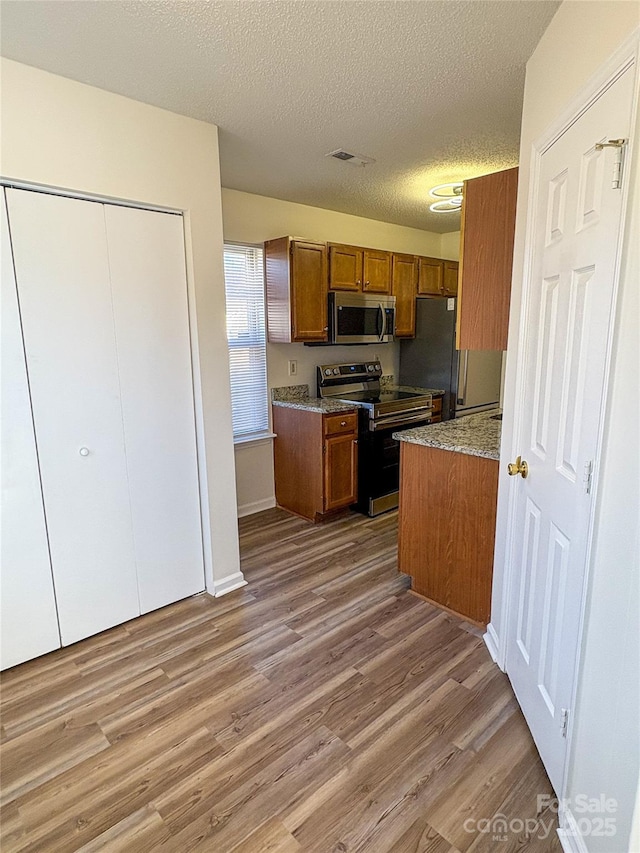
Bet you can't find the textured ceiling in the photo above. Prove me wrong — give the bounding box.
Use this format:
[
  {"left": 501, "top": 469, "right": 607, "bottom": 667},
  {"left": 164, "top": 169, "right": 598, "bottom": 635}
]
[{"left": 0, "top": 0, "right": 560, "bottom": 233}]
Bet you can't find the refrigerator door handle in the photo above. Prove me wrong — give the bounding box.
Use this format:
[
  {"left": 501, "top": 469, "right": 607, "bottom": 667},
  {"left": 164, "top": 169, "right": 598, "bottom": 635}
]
[{"left": 458, "top": 350, "right": 469, "bottom": 405}]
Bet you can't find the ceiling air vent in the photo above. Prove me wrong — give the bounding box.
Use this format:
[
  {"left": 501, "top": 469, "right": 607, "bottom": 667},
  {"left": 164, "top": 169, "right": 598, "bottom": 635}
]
[{"left": 326, "top": 149, "right": 376, "bottom": 167}]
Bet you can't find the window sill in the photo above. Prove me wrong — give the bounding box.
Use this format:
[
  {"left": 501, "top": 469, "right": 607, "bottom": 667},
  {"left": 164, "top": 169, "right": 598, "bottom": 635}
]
[{"left": 233, "top": 431, "right": 277, "bottom": 448}]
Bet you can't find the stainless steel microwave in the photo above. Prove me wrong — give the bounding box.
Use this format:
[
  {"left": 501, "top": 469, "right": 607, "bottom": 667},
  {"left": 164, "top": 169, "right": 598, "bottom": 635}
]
[{"left": 329, "top": 293, "right": 396, "bottom": 345}]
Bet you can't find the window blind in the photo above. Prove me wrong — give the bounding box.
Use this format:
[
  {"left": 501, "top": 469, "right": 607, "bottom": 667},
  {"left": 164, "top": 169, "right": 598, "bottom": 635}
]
[{"left": 223, "top": 243, "right": 269, "bottom": 440}]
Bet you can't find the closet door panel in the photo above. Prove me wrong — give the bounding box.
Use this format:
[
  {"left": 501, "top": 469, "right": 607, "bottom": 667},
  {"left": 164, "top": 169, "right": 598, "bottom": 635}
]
[
  {"left": 1, "top": 193, "right": 61, "bottom": 669},
  {"left": 105, "top": 206, "right": 204, "bottom": 612},
  {"left": 6, "top": 189, "right": 140, "bottom": 645}
]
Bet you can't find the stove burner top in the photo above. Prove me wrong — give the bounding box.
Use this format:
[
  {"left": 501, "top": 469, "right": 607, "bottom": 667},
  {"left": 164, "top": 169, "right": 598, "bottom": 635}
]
[{"left": 317, "top": 359, "right": 434, "bottom": 421}]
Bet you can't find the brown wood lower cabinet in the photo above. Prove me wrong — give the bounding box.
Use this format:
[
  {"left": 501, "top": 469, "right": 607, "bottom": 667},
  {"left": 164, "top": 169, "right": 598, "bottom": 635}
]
[
  {"left": 398, "top": 442, "right": 499, "bottom": 625},
  {"left": 273, "top": 406, "right": 358, "bottom": 521}
]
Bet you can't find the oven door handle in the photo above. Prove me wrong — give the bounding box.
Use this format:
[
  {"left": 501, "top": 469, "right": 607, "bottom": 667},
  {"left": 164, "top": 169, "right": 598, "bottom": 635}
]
[
  {"left": 369, "top": 410, "right": 434, "bottom": 431},
  {"left": 378, "top": 302, "right": 387, "bottom": 341}
]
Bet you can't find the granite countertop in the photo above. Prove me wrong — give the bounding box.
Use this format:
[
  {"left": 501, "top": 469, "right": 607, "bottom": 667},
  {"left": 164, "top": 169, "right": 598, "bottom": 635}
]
[
  {"left": 393, "top": 411, "right": 502, "bottom": 460},
  {"left": 271, "top": 384, "right": 356, "bottom": 414}
]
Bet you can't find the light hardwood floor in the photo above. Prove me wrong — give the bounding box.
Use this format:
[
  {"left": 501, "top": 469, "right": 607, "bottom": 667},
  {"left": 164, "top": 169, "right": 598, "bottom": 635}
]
[{"left": 0, "top": 509, "right": 561, "bottom": 852}]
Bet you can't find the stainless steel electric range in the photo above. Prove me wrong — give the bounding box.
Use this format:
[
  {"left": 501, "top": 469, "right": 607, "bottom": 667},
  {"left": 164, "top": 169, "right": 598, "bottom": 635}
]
[{"left": 317, "top": 360, "right": 440, "bottom": 516}]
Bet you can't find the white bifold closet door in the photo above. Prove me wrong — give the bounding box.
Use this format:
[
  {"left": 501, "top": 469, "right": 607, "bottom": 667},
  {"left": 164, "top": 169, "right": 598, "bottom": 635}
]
[
  {"left": 7, "top": 189, "right": 141, "bottom": 646},
  {"left": 104, "top": 205, "right": 204, "bottom": 614},
  {"left": 5, "top": 188, "right": 204, "bottom": 649},
  {"left": 1, "top": 193, "right": 62, "bottom": 669}
]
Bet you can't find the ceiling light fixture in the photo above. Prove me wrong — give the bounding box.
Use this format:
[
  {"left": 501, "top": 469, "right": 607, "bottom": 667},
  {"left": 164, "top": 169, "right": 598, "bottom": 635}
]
[{"left": 428, "top": 182, "right": 463, "bottom": 213}]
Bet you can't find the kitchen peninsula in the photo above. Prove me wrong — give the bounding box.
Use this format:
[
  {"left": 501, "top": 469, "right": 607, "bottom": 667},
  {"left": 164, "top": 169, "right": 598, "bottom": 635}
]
[{"left": 395, "top": 412, "right": 501, "bottom": 625}]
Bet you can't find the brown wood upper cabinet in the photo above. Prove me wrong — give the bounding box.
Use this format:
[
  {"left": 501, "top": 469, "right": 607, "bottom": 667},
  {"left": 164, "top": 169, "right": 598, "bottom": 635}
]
[
  {"left": 417, "top": 257, "right": 443, "bottom": 296},
  {"left": 328, "top": 244, "right": 391, "bottom": 294},
  {"left": 391, "top": 253, "right": 418, "bottom": 337},
  {"left": 362, "top": 249, "right": 391, "bottom": 294},
  {"left": 265, "top": 237, "right": 328, "bottom": 343},
  {"left": 457, "top": 167, "right": 518, "bottom": 350},
  {"left": 328, "top": 244, "right": 362, "bottom": 292},
  {"left": 443, "top": 261, "right": 459, "bottom": 296},
  {"left": 417, "top": 257, "right": 459, "bottom": 297}
]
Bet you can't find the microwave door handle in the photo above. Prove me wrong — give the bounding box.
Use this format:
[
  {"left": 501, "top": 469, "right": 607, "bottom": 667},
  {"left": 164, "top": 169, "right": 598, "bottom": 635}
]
[{"left": 378, "top": 302, "right": 387, "bottom": 341}]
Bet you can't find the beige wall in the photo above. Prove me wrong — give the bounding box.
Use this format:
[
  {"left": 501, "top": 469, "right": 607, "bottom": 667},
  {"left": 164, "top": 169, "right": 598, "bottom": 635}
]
[
  {"left": 222, "top": 188, "right": 456, "bottom": 514},
  {"left": 491, "top": 4, "right": 639, "bottom": 850},
  {"left": 222, "top": 188, "right": 444, "bottom": 255},
  {"left": 0, "top": 59, "right": 242, "bottom": 592},
  {"left": 439, "top": 230, "right": 461, "bottom": 261}
]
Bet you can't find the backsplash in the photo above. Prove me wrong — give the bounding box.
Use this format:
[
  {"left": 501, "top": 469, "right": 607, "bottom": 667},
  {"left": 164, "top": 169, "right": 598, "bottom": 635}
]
[
  {"left": 271, "top": 384, "right": 310, "bottom": 403},
  {"left": 267, "top": 342, "right": 399, "bottom": 398}
]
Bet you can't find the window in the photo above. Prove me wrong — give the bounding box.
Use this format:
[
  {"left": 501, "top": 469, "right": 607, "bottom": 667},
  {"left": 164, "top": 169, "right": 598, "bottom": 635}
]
[{"left": 223, "top": 243, "right": 269, "bottom": 441}]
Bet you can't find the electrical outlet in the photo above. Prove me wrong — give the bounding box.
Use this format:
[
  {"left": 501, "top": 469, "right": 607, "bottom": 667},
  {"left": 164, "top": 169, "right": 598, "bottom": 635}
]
[{"left": 288, "top": 359, "right": 297, "bottom": 377}]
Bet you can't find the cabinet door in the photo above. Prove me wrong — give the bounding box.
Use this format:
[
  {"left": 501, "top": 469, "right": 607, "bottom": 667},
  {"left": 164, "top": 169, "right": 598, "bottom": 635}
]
[
  {"left": 417, "top": 257, "right": 444, "bottom": 296},
  {"left": 443, "top": 261, "right": 459, "bottom": 296},
  {"left": 105, "top": 206, "right": 205, "bottom": 614},
  {"left": 391, "top": 254, "right": 418, "bottom": 337},
  {"left": 362, "top": 250, "right": 391, "bottom": 294},
  {"left": 6, "top": 189, "right": 140, "bottom": 646},
  {"left": 329, "top": 244, "right": 362, "bottom": 291},
  {"left": 291, "top": 241, "right": 328, "bottom": 341},
  {"left": 457, "top": 168, "right": 518, "bottom": 350},
  {"left": 1, "top": 193, "right": 61, "bottom": 670},
  {"left": 324, "top": 433, "right": 358, "bottom": 511}
]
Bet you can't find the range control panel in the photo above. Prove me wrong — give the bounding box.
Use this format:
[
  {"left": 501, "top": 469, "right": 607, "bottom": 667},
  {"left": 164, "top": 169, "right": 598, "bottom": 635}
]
[{"left": 318, "top": 361, "right": 383, "bottom": 383}]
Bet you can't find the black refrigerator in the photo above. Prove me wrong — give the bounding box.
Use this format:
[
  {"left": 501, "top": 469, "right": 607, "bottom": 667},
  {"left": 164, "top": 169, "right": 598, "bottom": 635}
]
[{"left": 399, "top": 298, "right": 503, "bottom": 420}]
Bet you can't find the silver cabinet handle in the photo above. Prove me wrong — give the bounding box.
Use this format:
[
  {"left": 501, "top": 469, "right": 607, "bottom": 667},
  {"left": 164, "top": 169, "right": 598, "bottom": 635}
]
[
  {"left": 79, "top": 447, "right": 90, "bottom": 457},
  {"left": 340, "top": 421, "right": 347, "bottom": 426}
]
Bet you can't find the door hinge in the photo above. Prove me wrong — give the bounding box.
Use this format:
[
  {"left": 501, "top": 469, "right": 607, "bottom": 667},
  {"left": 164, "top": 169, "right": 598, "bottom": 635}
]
[
  {"left": 560, "top": 708, "right": 570, "bottom": 738},
  {"left": 595, "top": 138, "right": 627, "bottom": 189},
  {"left": 583, "top": 460, "right": 593, "bottom": 494}
]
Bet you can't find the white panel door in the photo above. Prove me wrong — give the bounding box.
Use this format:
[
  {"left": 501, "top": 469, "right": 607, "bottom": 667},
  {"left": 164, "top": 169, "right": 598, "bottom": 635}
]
[
  {"left": 505, "top": 68, "right": 634, "bottom": 793},
  {"left": 1, "top": 192, "right": 61, "bottom": 669},
  {"left": 6, "top": 189, "right": 140, "bottom": 646},
  {"left": 104, "top": 205, "right": 204, "bottom": 612}
]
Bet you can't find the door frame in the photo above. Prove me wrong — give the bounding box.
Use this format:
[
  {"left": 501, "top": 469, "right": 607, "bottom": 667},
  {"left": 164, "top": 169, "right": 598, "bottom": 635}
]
[
  {"left": 490, "top": 27, "right": 640, "bottom": 804},
  {"left": 0, "top": 180, "right": 216, "bottom": 598}
]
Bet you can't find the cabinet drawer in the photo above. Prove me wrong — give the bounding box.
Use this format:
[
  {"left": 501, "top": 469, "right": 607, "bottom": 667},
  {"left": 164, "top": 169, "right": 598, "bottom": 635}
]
[{"left": 323, "top": 411, "right": 357, "bottom": 436}]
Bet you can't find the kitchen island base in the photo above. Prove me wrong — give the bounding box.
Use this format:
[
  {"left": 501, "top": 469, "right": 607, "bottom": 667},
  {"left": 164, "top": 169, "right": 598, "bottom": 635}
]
[{"left": 398, "top": 441, "right": 499, "bottom": 625}]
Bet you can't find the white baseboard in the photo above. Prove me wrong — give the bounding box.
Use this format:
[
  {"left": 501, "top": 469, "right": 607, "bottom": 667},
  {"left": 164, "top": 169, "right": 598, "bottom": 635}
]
[
  {"left": 237, "top": 497, "right": 276, "bottom": 518},
  {"left": 483, "top": 622, "right": 502, "bottom": 668},
  {"left": 558, "top": 807, "right": 589, "bottom": 853},
  {"left": 211, "top": 571, "right": 247, "bottom": 597}
]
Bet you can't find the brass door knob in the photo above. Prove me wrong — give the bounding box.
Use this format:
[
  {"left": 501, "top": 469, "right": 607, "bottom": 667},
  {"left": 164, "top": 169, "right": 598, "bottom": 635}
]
[{"left": 507, "top": 456, "right": 528, "bottom": 478}]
